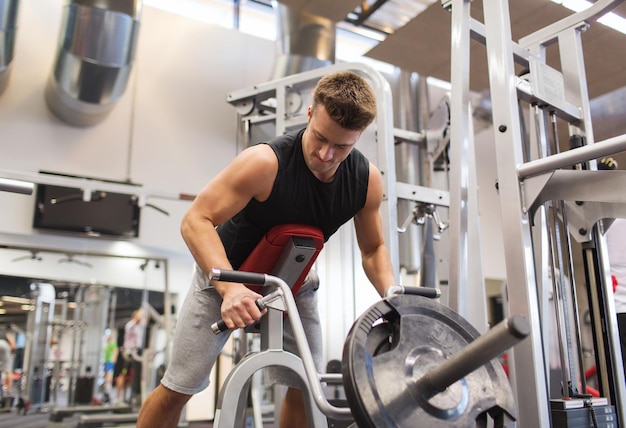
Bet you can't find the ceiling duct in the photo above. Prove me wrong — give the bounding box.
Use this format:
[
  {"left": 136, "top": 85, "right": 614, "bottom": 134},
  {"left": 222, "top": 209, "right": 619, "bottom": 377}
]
[
  {"left": 271, "top": 2, "right": 336, "bottom": 79},
  {"left": 0, "top": 0, "right": 19, "bottom": 96},
  {"left": 44, "top": 0, "right": 141, "bottom": 127}
]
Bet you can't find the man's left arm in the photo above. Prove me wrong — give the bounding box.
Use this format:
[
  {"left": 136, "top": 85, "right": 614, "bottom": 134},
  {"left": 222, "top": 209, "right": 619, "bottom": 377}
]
[{"left": 353, "top": 163, "right": 397, "bottom": 297}]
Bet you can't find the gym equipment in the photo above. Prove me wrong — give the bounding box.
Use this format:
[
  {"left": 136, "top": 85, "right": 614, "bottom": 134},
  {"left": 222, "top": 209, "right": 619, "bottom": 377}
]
[
  {"left": 211, "top": 268, "right": 334, "bottom": 427},
  {"left": 211, "top": 223, "right": 324, "bottom": 334},
  {"left": 342, "top": 294, "right": 526, "bottom": 427},
  {"left": 240, "top": 224, "right": 325, "bottom": 295},
  {"left": 444, "top": 0, "right": 626, "bottom": 425},
  {"left": 211, "top": 268, "right": 528, "bottom": 427},
  {"left": 21, "top": 283, "right": 56, "bottom": 411},
  {"left": 211, "top": 224, "right": 327, "bottom": 427}
]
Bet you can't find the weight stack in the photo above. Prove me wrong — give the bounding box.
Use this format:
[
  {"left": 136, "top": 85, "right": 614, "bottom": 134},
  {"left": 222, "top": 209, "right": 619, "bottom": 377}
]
[{"left": 550, "top": 401, "right": 616, "bottom": 428}]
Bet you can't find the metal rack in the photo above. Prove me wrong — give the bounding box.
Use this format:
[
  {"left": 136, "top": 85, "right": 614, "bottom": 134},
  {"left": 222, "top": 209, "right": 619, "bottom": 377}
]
[{"left": 446, "top": 0, "right": 626, "bottom": 425}]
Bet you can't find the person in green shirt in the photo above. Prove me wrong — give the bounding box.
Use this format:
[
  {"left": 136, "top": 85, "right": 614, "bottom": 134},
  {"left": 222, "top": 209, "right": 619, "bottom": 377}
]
[{"left": 102, "top": 330, "right": 118, "bottom": 403}]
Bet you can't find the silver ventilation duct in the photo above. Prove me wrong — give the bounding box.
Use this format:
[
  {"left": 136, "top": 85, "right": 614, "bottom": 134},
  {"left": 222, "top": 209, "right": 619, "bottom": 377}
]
[
  {"left": 271, "top": 3, "right": 336, "bottom": 79},
  {"left": 45, "top": 0, "right": 141, "bottom": 127},
  {"left": 0, "top": 0, "right": 19, "bottom": 96}
]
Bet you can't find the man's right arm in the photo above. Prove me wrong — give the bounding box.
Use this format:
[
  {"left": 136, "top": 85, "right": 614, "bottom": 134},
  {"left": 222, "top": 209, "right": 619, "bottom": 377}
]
[{"left": 180, "top": 144, "right": 278, "bottom": 329}]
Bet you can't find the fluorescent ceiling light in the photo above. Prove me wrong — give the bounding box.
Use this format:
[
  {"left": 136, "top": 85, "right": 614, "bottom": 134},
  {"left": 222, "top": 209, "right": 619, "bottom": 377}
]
[{"left": 551, "top": 0, "right": 626, "bottom": 34}]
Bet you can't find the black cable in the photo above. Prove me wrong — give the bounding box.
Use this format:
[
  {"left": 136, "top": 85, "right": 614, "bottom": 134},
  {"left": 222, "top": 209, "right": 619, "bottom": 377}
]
[{"left": 585, "top": 399, "right": 599, "bottom": 428}]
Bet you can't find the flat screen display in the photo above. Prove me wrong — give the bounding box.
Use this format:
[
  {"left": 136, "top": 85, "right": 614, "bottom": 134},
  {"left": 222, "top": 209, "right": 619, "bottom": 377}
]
[{"left": 33, "top": 184, "right": 140, "bottom": 238}]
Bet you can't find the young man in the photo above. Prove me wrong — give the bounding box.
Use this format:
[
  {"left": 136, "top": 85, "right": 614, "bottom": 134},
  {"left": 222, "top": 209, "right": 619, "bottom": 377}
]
[{"left": 137, "top": 70, "right": 397, "bottom": 427}]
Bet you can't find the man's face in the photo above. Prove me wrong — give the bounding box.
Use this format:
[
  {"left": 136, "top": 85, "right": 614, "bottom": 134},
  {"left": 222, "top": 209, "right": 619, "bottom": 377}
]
[{"left": 302, "top": 104, "right": 361, "bottom": 182}]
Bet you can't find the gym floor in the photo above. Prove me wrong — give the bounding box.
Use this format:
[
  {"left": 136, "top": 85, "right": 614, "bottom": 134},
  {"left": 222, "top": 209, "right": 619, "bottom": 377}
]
[
  {"left": 0, "top": 411, "right": 216, "bottom": 428},
  {"left": 0, "top": 410, "right": 352, "bottom": 427}
]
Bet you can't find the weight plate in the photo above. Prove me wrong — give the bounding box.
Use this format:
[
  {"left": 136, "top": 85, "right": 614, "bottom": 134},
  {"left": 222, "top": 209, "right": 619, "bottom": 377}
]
[{"left": 342, "top": 294, "right": 516, "bottom": 428}]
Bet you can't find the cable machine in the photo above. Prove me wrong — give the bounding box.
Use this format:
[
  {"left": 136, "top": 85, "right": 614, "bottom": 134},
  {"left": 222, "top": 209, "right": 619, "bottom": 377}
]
[{"left": 445, "top": 0, "right": 626, "bottom": 425}]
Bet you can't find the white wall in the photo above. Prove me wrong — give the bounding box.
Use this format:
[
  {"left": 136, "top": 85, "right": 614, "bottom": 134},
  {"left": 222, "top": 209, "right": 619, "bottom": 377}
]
[{"left": 0, "top": 3, "right": 276, "bottom": 299}]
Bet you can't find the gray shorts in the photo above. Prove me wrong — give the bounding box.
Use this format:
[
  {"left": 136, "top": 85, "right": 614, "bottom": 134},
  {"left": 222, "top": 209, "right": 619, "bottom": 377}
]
[{"left": 161, "top": 265, "right": 323, "bottom": 395}]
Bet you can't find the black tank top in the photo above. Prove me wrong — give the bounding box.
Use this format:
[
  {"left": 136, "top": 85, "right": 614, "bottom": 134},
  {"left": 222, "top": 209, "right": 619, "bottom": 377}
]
[{"left": 217, "top": 129, "right": 370, "bottom": 269}]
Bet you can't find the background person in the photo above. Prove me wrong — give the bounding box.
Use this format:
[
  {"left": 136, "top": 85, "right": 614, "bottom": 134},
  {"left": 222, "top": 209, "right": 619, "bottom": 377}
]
[
  {"left": 0, "top": 324, "right": 16, "bottom": 398},
  {"left": 101, "top": 330, "right": 118, "bottom": 403},
  {"left": 115, "top": 308, "right": 145, "bottom": 404},
  {"left": 137, "top": 70, "right": 397, "bottom": 428}
]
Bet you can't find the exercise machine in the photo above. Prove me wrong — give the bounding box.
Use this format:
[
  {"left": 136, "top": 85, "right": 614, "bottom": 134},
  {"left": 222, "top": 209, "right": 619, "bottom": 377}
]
[
  {"left": 212, "top": 224, "right": 326, "bottom": 426},
  {"left": 211, "top": 267, "right": 528, "bottom": 427},
  {"left": 445, "top": 0, "right": 626, "bottom": 425},
  {"left": 209, "top": 223, "right": 527, "bottom": 427}
]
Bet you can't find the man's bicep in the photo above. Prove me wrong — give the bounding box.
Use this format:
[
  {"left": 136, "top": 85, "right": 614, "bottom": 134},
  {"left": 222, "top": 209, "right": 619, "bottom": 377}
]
[
  {"left": 190, "top": 146, "right": 277, "bottom": 226},
  {"left": 354, "top": 203, "right": 386, "bottom": 258},
  {"left": 355, "top": 164, "right": 386, "bottom": 252}
]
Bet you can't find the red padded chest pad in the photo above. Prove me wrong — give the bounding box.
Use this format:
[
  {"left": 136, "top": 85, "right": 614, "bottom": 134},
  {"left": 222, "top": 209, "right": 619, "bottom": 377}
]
[{"left": 238, "top": 224, "right": 324, "bottom": 296}]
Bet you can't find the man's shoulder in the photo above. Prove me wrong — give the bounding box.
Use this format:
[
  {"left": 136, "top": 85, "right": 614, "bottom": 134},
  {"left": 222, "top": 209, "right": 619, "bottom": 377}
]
[{"left": 241, "top": 143, "right": 279, "bottom": 170}]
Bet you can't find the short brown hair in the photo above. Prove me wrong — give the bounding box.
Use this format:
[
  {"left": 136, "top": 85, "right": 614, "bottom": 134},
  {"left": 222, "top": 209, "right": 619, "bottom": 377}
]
[{"left": 312, "top": 70, "right": 377, "bottom": 131}]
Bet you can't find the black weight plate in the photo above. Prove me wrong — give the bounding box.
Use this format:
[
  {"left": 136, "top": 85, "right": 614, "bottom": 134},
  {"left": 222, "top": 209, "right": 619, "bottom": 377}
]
[{"left": 342, "top": 294, "right": 496, "bottom": 428}]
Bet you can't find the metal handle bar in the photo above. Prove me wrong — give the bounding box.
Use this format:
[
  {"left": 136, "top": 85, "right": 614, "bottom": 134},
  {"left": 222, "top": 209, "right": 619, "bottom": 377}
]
[
  {"left": 210, "top": 269, "right": 284, "bottom": 334},
  {"left": 385, "top": 284, "right": 441, "bottom": 299},
  {"left": 209, "top": 268, "right": 353, "bottom": 420},
  {"left": 211, "top": 268, "right": 267, "bottom": 285}
]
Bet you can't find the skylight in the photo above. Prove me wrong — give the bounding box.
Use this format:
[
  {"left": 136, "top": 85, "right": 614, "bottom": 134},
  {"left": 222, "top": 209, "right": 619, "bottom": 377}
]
[{"left": 550, "top": 0, "right": 626, "bottom": 34}]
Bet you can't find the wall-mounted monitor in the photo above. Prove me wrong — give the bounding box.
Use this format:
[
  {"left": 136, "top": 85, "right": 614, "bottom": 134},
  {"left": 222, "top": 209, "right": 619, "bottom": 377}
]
[{"left": 33, "top": 184, "right": 141, "bottom": 238}]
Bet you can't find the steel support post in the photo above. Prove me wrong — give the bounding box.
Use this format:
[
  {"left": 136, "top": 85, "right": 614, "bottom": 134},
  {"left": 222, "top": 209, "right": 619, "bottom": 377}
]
[
  {"left": 448, "top": 0, "right": 488, "bottom": 333},
  {"left": 481, "top": 1, "right": 552, "bottom": 426}
]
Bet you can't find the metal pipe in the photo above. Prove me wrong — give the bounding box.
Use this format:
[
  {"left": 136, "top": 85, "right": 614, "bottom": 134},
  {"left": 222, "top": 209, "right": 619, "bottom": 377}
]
[
  {"left": 519, "top": 0, "right": 626, "bottom": 48},
  {"left": 517, "top": 133, "right": 626, "bottom": 179},
  {"left": 162, "top": 260, "right": 172, "bottom": 368},
  {"left": 45, "top": 0, "right": 141, "bottom": 126},
  {"left": 415, "top": 315, "right": 530, "bottom": 397},
  {"left": 271, "top": 3, "right": 335, "bottom": 79},
  {"left": 0, "top": 177, "right": 33, "bottom": 195},
  {"left": 0, "top": 0, "right": 19, "bottom": 96}
]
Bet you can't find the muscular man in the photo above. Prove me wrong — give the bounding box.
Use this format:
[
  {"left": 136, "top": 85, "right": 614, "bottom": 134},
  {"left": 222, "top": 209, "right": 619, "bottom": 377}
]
[{"left": 137, "top": 70, "right": 397, "bottom": 427}]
